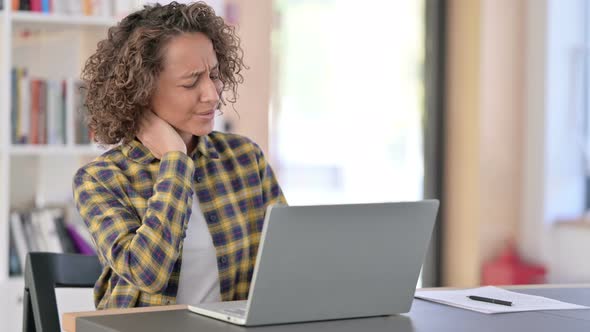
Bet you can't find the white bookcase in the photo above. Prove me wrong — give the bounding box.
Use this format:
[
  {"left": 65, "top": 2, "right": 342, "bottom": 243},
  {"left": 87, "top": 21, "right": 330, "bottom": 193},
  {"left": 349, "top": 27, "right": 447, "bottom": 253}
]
[
  {"left": 0, "top": 1, "right": 226, "bottom": 330},
  {"left": 0, "top": 1, "right": 121, "bottom": 330}
]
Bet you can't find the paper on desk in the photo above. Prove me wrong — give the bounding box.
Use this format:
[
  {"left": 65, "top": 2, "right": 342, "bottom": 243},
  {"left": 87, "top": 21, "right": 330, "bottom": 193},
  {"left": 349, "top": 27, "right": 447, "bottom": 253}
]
[{"left": 415, "top": 286, "right": 589, "bottom": 314}]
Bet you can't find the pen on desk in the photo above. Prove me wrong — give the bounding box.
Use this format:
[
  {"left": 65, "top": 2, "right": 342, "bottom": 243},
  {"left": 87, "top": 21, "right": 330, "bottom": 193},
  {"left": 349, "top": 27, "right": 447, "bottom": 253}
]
[{"left": 467, "top": 295, "right": 513, "bottom": 306}]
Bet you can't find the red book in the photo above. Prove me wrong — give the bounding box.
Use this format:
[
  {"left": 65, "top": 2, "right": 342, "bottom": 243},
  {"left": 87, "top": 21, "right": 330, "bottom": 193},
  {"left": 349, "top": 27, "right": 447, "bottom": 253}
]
[
  {"left": 30, "top": 0, "right": 41, "bottom": 12},
  {"left": 30, "top": 79, "right": 40, "bottom": 144}
]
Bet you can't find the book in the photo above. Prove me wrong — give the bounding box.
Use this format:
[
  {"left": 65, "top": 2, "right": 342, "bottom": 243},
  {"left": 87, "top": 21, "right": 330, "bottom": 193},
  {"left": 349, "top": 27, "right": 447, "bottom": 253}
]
[
  {"left": 54, "top": 212, "right": 77, "bottom": 253},
  {"left": 21, "top": 213, "right": 39, "bottom": 252},
  {"left": 7, "top": 206, "right": 94, "bottom": 274},
  {"left": 46, "top": 80, "right": 58, "bottom": 144},
  {"left": 30, "top": 210, "right": 48, "bottom": 251},
  {"left": 18, "top": 69, "right": 30, "bottom": 144},
  {"left": 9, "top": 231, "right": 22, "bottom": 276},
  {"left": 29, "top": 79, "right": 40, "bottom": 144},
  {"left": 9, "top": 212, "right": 28, "bottom": 272},
  {"left": 19, "top": 0, "right": 31, "bottom": 11},
  {"left": 38, "top": 80, "right": 47, "bottom": 144},
  {"left": 66, "top": 224, "right": 96, "bottom": 255},
  {"left": 38, "top": 209, "right": 64, "bottom": 253},
  {"left": 10, "top": 68, "right": 18, "bottom": 144},
  {"left": 67, "top": 0, "right": 82, "bottom": 15},
  {"left": 30, "top": 0, "right": 41, "bottom": 12},
  {"left": 11, "top": 68, "right": 74, "bottom": 145},
  {"left": 52, "top": 0, "right": 66, "bottom": 14},
  {"left": 12, "top": 0, "right": 114, "bottom": 16},
  {"left": 41, "top": 0, "right": 50, "bottom": 13}
]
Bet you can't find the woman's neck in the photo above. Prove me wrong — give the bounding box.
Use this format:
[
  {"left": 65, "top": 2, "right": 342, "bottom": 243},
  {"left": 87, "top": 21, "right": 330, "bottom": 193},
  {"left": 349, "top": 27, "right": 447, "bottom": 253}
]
[{"left": 179, "top": 131, "right": 198, "bottom": 155}]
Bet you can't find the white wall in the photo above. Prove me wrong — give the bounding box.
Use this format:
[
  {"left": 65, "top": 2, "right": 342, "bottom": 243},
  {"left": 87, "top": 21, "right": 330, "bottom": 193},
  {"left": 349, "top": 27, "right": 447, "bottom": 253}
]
[{"left": 521, "top": 0, "right": 589, "bottom": 282}]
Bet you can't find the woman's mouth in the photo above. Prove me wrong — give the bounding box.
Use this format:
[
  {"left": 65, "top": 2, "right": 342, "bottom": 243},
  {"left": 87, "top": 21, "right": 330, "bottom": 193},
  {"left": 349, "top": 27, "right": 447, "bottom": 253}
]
[{"left": 196, "top": 110, "right": 216, "bottom": 120}]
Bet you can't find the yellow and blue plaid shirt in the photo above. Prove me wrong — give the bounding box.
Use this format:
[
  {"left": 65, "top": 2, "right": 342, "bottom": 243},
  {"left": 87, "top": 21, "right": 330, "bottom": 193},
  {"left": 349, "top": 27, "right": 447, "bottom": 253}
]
[{"left": 73, "top": 132, "right": 286, "bottom": 308}]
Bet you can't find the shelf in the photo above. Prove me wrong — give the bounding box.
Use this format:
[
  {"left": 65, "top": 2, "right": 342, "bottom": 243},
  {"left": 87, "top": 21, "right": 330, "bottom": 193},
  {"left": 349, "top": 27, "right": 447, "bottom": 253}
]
[
  {"left": 11, "top": 11, "right": 117, "bottom": 28},
  {"left": 9, "top": 145, "right": 105, "bottom": 156}
]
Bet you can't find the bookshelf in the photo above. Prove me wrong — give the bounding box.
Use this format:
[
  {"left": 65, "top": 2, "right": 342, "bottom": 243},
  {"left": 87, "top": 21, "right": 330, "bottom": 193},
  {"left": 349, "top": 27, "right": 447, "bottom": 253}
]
[
  {"left": 9, "top": 144, "right": 104, "bottom": 155},
  {"left": 0, "top": 1, "right": 136, "bottom": 330},
  {"left": 1, "top": 1, "right": 228, "bottom": 330},
  {"left": 12, "top": 11, "right": 118, "bottom": 26}
]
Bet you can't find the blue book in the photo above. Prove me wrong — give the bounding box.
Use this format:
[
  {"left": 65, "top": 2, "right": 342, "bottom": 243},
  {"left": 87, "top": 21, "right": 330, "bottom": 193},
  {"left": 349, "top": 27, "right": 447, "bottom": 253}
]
[
  {"left": 41, "top": 0, "right": 50, "bottom": 13},
  {"left": 9, "top": 229, "right": 22, "bottom": 276}
]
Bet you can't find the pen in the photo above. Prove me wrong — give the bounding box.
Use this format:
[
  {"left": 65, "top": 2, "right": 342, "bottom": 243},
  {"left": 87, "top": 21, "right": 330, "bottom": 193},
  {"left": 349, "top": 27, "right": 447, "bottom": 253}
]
[{"left": 467, "top": 295, "right": 513, "bottom": 306}]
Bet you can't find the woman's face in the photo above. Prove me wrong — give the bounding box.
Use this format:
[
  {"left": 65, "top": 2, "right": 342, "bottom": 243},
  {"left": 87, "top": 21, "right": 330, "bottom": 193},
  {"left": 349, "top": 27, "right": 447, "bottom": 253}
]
[{"left": 150, "top": 32, "right": 223, "bottom": 138}]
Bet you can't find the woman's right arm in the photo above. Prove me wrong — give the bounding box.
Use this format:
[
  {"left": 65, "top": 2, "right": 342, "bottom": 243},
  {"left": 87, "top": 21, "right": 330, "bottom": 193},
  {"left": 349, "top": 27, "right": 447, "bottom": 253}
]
[{"left": 73, "top": 151, "right": 194, "bottom": 294}]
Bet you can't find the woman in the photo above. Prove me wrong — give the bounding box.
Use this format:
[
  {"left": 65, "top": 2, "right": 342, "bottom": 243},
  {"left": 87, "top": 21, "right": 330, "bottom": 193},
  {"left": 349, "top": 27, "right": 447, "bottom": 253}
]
[{"left": 73, "top": 1, "right": 286, "bottom": 309}]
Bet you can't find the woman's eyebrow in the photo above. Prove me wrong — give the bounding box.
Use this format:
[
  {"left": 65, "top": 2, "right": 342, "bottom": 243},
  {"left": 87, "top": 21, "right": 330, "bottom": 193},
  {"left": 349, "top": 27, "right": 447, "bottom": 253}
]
[
  {"left": 179, "top": 63, "right": 219, "bottom": 79},
  {"left": 179, "top": 69, "right": 205, "bottom": 79}
]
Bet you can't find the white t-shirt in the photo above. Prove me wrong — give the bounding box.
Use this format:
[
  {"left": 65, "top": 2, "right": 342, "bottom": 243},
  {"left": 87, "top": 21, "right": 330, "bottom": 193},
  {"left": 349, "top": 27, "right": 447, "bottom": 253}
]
[{"left": 175, "top": 194, "right": 222, "bottom": 304}]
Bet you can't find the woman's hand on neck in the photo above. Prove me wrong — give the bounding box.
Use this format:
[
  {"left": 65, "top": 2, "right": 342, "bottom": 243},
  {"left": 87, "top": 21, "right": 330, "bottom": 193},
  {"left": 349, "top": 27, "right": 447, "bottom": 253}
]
[{"left": 137, "top": 110, "right": 187, "bottom": 159}]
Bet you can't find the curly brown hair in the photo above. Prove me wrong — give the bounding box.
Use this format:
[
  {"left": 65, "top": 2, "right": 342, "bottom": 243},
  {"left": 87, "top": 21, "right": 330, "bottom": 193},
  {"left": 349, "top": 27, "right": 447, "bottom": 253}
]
[{"left": 81, "top": 1, "right": 245, "bottom": 145}]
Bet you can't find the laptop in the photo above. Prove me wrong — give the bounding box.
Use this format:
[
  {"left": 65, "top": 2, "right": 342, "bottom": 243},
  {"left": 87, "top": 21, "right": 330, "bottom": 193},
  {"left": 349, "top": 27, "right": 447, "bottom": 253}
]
[{"left": 188, "top": 200, "right": 439, "bottom": 326}]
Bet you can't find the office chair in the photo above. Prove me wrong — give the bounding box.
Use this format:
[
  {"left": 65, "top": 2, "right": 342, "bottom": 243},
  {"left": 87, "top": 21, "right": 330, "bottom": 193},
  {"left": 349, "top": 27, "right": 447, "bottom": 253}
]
[{"left": 23, "top": 253, "right": 101, "bottom": 332}]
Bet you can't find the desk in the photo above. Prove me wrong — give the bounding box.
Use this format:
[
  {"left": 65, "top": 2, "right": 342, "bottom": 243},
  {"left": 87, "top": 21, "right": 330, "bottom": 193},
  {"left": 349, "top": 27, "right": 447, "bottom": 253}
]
[{"left": 66, "top": 286, "right": 590, "bottom": 332}]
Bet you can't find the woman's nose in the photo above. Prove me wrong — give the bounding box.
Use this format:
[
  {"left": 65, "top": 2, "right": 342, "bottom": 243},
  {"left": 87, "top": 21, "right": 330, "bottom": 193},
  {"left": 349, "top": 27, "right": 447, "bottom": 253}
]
[{"left": 199, "top": 77, "right": 220, "bottom": 104}]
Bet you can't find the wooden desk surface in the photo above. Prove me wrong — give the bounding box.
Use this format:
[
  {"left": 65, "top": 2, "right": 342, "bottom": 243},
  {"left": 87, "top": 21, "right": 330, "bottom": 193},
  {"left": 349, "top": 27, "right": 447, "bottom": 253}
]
[
  {"left": 62, "top": 284, "right": 590, "bottom": 332},
  {"left": 63, "top": 305, "right": 187, "bottom": 332}
]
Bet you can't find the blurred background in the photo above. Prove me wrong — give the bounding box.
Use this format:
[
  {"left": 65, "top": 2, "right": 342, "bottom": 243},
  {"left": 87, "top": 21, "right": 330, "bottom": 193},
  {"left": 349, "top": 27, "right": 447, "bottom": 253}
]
[{"left": 1, "top": 0, "right": 589, "bottom": 330}]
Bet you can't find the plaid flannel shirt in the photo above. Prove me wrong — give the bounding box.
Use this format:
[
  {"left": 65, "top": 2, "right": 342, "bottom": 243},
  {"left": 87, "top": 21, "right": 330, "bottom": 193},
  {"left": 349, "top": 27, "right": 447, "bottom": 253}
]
[{"left": 73, "top": 132, "right": 286, "bottom": 308}]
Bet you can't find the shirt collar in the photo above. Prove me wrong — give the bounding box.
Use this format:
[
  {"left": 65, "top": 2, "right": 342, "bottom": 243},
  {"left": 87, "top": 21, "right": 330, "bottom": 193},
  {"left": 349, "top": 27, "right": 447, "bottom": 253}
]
[{"left": 122, "top": 135, "right": 219, "bottom": 164}]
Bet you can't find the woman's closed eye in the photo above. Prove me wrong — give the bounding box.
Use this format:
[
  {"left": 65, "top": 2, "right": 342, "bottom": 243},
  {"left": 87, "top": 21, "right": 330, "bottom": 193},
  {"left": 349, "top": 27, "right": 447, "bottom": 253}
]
[
  {"left": 183, "top": 80, "right": 199, "bottom": 89},
  {"left": 182, "top": 74, "right": 200, "bottom": 89},
  {"left": 182, "top": 74, "right": 220, "bottom": 89}
]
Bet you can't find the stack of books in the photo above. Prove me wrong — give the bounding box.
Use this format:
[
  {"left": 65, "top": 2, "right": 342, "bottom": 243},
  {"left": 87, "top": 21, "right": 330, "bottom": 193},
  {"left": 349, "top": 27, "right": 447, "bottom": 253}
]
[
  {"left": 8, "top": 0, "right": 143, "bottom": 17},
  {"left": 11, "top": 68, "right": 93, "bottom": 145},
  {"left": 8, "top": 206, "right": 96, "bottom": 276},
  {"left": 10, "top": 0, "right": 113, "bottom": 17},
  {"left": 11, "top": 68, "right": 66, "bottom": 145}
]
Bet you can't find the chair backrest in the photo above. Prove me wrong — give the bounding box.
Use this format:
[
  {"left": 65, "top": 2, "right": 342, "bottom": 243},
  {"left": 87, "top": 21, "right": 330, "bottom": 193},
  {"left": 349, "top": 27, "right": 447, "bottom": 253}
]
[{"left": 23, "top": 253, "right": 101, "bottom": 332}]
